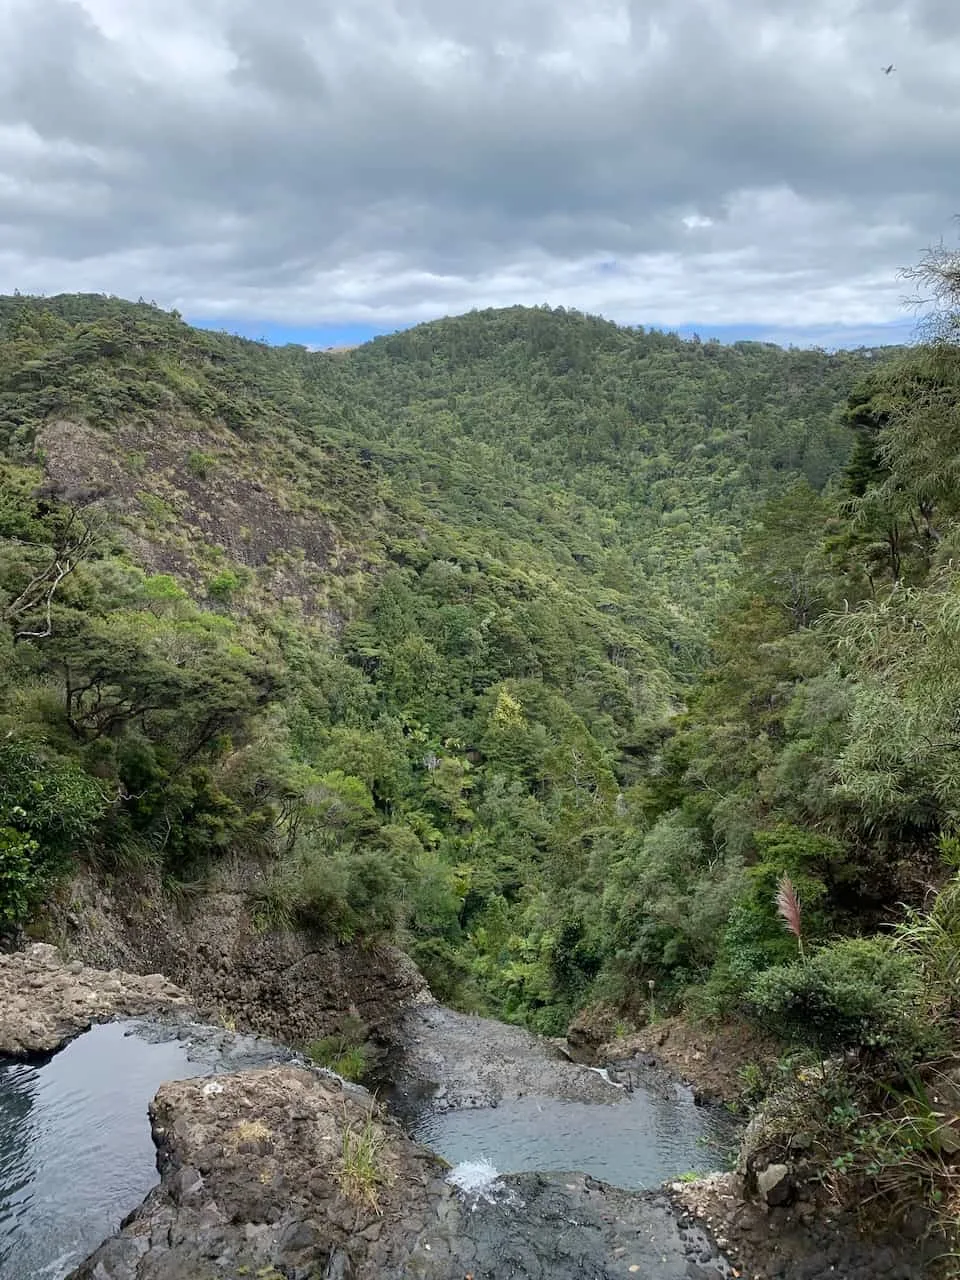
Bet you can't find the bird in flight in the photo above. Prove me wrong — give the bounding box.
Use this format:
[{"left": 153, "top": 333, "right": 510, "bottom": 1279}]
[{"left": 882, "top": 64, "right": 895, "bottom": 74}]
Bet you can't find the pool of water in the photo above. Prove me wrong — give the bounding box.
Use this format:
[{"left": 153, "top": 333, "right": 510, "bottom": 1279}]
[
  {"left": 0, "top": 1018, "right": 296, "bottom": 1280},
  {"left": 410, "top": 1088, "right": 738, "bottom": 1189},
  {"left": 0, "top": 1013, "right": 737, "bottom": 1279}
]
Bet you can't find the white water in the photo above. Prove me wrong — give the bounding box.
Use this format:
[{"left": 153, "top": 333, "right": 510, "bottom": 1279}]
[{"left": 446, "top": 1157, "right": 519, "bottom": 1208}]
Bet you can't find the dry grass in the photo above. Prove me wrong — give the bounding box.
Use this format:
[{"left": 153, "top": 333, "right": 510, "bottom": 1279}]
[{"left": 234, "top": 1118, "right": 272, "bottom": 1145}]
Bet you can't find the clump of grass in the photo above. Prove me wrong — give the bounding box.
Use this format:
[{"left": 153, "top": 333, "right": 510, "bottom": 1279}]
[
  {"left": 306, "top": 1015, "right": 370, "bottom": 1082},
  {"left": 234, "top": 1118, "right": 271, "bottom": 1145},
  {"left": 247, "top": 866, "right": 297, "bottom": 933},
  {"left": 308, "top": 1042, "right": 367, "bottom": 1081},
  {"left": 339, "top": 1110, "right": 390, "bottom": 1212},
  {"left": 186, "top": 449, "right": 217, "bottom": 480}
]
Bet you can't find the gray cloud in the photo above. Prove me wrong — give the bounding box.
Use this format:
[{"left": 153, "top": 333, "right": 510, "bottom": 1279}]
[{"left": 0, "top": 0, "right": 957, "bottom": 337}]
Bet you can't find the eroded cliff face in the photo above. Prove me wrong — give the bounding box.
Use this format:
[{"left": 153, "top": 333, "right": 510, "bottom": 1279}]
[{"left": 40, "top": 866, "right": 429, "bottom": 1053}]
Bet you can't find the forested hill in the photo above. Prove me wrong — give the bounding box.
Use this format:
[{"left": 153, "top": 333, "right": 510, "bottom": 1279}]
[
  {"left": 334, "top": 308, "right": 887, "bottom": 613},
  {"left": 0, "top": 293, "right": 892, "bottom": 1023}
]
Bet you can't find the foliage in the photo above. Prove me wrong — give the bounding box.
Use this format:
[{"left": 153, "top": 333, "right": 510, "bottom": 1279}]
[
  {"left": 0, "top": 827, "right": 41, "bottom": 925},
  {"left": 896, "top": 866, "right": 960, "bottom": 1018},
  {"left": 746, "top": 937, "right": 932, "bottom": 1061},
  {"left": 0, "top": 288, "right": 906, "bottom": 1013},
  {"left": 306, "top": 1016, "right": 370, "bottom": 1082},
  {"left": 339, "top": 1109, "right": 392, "bottom": 1212},
  {"left": 3, "top": 272, "right": 960, "bottom": 1243}
]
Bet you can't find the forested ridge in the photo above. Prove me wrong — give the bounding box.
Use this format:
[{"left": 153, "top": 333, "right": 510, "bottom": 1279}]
[
  {"left": 8, "top": 277, "right": 960, "bottom": 1235},
  {"left": 0, "top": 292, "right": 886, "bottom": 1009}
]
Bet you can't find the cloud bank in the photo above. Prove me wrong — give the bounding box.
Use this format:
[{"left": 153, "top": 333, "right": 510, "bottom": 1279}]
[{"left": 0, "top": 0, "right": 957, "bottom": 340}]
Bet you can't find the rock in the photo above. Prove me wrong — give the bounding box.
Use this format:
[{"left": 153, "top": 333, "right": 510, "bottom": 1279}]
[
  {"left": 169, "top": 1166, "right": 204, "bottom": 1205},
  {"left": 43, "top": 866, "right": 429, "bottom": 1053},
  {"left": 565, "top": 1002, "right": 619, "bottom": 1061},
  {"left": 757, "top": 1163, "right": 794, "bottom": 1207},
  {"left": 933, "top": 1120, "right": 960, "bottom": 1154},
  {"left": 68, "top": 1065, "right": 734, "bottom": 1280},
  {"left": 381, "top": 1003, "right": 626, "bottom": 1113},
  {"left": 0, "top": 945, "right": 192, "bottom": 1055}
]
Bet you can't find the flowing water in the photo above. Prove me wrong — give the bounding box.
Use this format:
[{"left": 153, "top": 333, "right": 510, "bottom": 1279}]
[
  {"left": 0, "top": 1019, "right": 295, "bottom": 1280},
  {"left": 0, "top": 1011, "right": 737, "bottom": 1279}
]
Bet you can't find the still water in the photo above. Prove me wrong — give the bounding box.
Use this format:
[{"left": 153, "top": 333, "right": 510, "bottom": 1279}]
[
  {"left": 410, "top": 1085, "right": 738, "bottom": 1189},
  {"left": 0, "top": 1017, "right": 300, "bottom": 1280},
  {"left": 0, "top": 1018, "right": 736, "bottom": 1280},
  {"left": 0, "top": 1021, "right": 209, "bottom": 1280}
]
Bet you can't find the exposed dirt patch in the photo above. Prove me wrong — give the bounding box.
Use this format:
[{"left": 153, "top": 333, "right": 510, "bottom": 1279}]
[
  {"left": 37, "top": 415, "right": 380, "bottom": 612},
  {"left": 599, "top": 1015, "right": 782, "bottom": 1106}
]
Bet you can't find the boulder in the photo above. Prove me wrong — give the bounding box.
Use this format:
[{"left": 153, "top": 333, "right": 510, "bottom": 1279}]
[{"left": 0, "top": 944, "right": 191, "bottom": 1055}]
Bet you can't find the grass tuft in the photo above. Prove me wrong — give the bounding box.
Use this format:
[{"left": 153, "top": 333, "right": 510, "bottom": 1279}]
[{"left": 339, "top": 1109, "right": 391, "bottom": 1212}]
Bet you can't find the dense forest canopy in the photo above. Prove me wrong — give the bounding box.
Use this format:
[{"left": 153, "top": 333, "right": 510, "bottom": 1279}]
[
  {"left": 0, "top": 294, "right": 924, "bottom": 969},
  {"left": 6, "top": 269, "right": 960, "bottom": 1242},
  {"left": 0, "top": 293, "right": 895, "bottom": 1021}
]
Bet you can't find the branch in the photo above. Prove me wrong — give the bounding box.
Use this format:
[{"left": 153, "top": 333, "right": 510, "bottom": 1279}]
[
  {"left": 6, "top": 516, "right": 98, "bottom": 640},
  {"left": 13, "top": 560, "right": 72, "bottom": 640}
]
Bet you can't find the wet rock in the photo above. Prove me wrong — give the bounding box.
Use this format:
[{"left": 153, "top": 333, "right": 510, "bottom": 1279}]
[
  {"left": 382, "top": 1003, "right": 627, "bottom": 1114},
  {"left": 68, "top": 1065, "right": 734, "bottom": 1280},
  {"left": 0, "top": 944, "right": 191, "bottom": 1055}
]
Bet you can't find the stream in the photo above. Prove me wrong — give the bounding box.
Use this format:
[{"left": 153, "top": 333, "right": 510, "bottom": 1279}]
[
  {"left": 0, "top": 1010, "right": 735, "bottom": 1280},
  {"left": 409, "top": 1090, "right": 735, "bottom": 1188}
]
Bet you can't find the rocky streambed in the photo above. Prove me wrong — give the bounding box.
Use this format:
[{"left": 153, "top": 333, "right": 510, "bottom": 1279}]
[{"left": 0, "top": 945, "right": 935, "bottom": 1280}]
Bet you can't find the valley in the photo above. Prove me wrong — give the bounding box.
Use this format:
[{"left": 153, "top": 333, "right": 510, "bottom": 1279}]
[{"left": 2, "top": 283, "right": 960, "bottom": 1270}]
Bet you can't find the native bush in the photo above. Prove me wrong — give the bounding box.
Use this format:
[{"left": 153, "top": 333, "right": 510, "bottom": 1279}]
[{"left": 745, "top": 937, "right": 933, "bottom": 1062}]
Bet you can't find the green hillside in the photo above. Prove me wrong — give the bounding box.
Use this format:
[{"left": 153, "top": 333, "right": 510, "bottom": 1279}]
[{"left": 0, "top": 293, "right": 895, "bottom": 1027}]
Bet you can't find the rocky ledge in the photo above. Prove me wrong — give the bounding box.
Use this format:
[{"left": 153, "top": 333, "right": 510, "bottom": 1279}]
[
  {"left": 383, "top": 1002, "right": 626, "bottom": 1113},
  {"left": 0, "top": 942, "right": 191, "bottom": 1055},
  {"left": 70, "top": 1063, "right": 731, "bottom": 1280}
]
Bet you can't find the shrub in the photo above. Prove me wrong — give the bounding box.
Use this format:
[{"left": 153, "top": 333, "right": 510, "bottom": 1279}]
[
  {"left": 207, "top": 569, "right": 242, "bottom": 602},
  {"left": 745, "top": 936, "right": 932, "bottom": 1062},
  {"left": 0, "top": 739, "right": 106, "bottom": 854},
  {"left": 0, "top": 827, "right": 41, "bottom": 925},
  {"left": 0, "top": 740, "right": 107, "bottom": 923},
  {"left": 306, "top": 1016, "right": 370, "bottom": 1081},
  {"left": 896, "top": 868, "right": 960, "bottom": 1017},
  {"left": 409, "top": 936, "right": 472, "bottom": 1003},
  {"left": 186, "top": 449, "right": 216, "bottom": 479}
]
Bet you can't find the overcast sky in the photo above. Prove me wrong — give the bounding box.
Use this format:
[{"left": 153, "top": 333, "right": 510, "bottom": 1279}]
[{"left": 1, "top": 0, "right": 958, "bottom": 347}]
